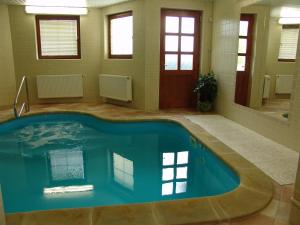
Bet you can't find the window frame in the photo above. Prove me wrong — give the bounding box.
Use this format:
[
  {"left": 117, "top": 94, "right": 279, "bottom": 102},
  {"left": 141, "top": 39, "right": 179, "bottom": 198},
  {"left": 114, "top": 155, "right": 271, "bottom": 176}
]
[
  {"left": 108, "top": 11, "right": 133, "bottom": 59},
  {"left": 278, "top": 24, "right": 299, "bottom": 63},
  {"left": 35, "top": 15, "right": 81, "bottom": 60}
]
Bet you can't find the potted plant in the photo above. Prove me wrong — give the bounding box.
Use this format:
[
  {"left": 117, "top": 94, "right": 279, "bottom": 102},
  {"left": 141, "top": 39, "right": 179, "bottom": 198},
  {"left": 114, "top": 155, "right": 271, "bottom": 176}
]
[{"left": 194, "top": 71, "right": 218, "bottom": 112}]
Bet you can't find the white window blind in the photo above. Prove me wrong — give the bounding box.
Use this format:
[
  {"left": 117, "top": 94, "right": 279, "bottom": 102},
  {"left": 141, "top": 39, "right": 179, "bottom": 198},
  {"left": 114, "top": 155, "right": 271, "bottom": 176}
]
[
  {"left": 278, "top": 27, "right": 299, "bottom": 61},
  {"left": 39, "top": 19, "right": 79, "bottom": 57}
]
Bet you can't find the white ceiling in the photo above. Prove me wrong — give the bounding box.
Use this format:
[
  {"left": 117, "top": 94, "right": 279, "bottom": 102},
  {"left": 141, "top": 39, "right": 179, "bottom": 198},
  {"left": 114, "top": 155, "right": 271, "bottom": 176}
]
[
  {"left": 0, "top": 0, "right": 131, "bottom": 8},
  {"left": 257, "top": 0, "right": 300, "bottom": 7},
  {"left": 254, "top": 0, "right": 300, "bottom": 18},
  {"left": 1, "top": 0, "right": 299, "bottom": 15}
]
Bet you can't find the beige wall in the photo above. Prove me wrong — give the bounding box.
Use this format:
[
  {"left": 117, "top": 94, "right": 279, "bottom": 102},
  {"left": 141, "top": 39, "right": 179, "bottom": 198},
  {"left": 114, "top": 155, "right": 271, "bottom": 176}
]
[
  {"left": 100, "top": 0, "right": 146, "bottom": 109},
  {"left": 143, "top": 0, "right": 213, "bottom": 111},
  {"left": 0, "top": 4, "right": 16, "bottom": 108},
  {"left": 100, "top": 0, "right": 213, "bottom": 110},
  {"left": 5, "top": 0, "right": 300, "bottom": 152},
  {"left": 290, "top": 156, "right": 300, "bottom": 224},
  {"left": 8, "top": 0, "right": 213, "bottom": 110},
  {"left": 8, "top": 6, "right": 102, "bottom": 105},
  {"left": 240, "top": 4, "right": 298, "bottom": 108},
  {"left": 242, "top": 5, "right": 270, "bottom": 108},
  {"left": 290, "top": 37, "right": 300, "bottom": 219},
  {"left": 290, "top": 39, "right": 300, "bottom": 221},
  {"left": 212, "top": 0, "right": 300, "bottom": 152}
]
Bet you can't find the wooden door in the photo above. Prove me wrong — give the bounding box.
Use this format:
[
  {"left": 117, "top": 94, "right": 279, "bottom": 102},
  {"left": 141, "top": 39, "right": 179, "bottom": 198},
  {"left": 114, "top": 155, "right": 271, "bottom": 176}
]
[
  {"left": 159, "top": 9, "right": 201, "bottom": 109},
  {"left": 235, "top": 14, "right": 255, "bottom": 106}
]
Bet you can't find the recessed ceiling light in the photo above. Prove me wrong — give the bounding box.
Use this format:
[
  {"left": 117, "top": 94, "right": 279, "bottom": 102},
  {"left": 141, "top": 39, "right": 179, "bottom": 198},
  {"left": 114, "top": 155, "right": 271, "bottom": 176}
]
[
  {"left": 280, "top": 7, "right": 300, "bottom": 18},
  {"left": 278, "top": 18, "right": 300, "bottom": 25},
  {"left": 25, "top": 6, "right": 88, "bottom": 15},
  {"left": 25, "top": 0, "right": 87, "bottom": 7}
]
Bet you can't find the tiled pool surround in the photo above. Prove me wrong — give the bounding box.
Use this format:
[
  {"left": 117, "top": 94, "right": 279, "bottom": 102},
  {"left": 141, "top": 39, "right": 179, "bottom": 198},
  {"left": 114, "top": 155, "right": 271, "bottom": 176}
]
[{"left": 0, "top": 105, "right": 273, "bottom": 225}]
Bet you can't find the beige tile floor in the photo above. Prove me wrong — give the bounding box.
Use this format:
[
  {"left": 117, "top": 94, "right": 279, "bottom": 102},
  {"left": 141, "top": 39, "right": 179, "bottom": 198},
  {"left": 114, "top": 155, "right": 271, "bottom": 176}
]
[
  {"left": 185, "top": 115, "right": 298, "bottom": 185},
  {"left": 0, "top": 103, "right": 295, "bottom": 225},
  {"left": 259, "top": 99, "right": 290, "bottom": 121},
  {"left": 228, "top": 183, "right": 293, "bottom": 225},
  {"left": 260, "top": 99, "right": 290, "bottom": 113}
]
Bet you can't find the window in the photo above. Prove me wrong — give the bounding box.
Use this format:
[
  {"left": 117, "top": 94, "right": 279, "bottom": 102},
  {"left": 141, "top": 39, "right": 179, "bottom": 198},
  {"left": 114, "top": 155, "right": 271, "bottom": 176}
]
[
  {"left": 278, "top": 25, "right": 299, "bottom": 62},
  {"left": 108, "top": 11, "right": 133, "bottom": 59},
  {"left": 36, "top": 15, "right": 81, "bottom": 59}
]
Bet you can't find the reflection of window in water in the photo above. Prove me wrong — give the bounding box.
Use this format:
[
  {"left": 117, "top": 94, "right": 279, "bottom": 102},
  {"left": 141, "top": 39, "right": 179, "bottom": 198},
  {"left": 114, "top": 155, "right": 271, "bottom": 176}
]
[
  {"left": 161, "top": 151, "right": 189, "bottom": 196},
  {"left": 49, "top": 149, "right": 84, "bottom": 181},
  {"left": 113, "top": 153, "right": 134, "bottom": 190}
]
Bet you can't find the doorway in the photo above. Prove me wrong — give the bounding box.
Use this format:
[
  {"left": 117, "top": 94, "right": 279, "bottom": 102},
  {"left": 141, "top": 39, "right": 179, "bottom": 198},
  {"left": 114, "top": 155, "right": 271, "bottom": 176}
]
[
  {"left": 159, "top": 9, "right": 201, "bottom": 109},
  {"left": 235, "top": 14, "right": 255, "bottom": 106}
]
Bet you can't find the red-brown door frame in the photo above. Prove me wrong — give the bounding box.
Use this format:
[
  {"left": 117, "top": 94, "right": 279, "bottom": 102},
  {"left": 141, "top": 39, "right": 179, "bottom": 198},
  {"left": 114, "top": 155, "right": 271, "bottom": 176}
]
[
  {"left": 235, "top": 14, "right": 255, "bottom": 106},
  {"left": 159, "top": 9, "right": 202, "bottom": 109}
]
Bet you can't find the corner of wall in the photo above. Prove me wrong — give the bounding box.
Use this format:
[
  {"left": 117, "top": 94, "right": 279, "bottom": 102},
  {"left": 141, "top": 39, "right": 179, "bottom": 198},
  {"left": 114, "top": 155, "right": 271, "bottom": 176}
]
[
  {"left": 211, "top": 0, "right": 299, "bottom": 151},
  {"left": 100, "top": 1, "right": 146, "bottom": 110},
  {"left": 0, "top": 4, "right": 16, "bottom": 108}
]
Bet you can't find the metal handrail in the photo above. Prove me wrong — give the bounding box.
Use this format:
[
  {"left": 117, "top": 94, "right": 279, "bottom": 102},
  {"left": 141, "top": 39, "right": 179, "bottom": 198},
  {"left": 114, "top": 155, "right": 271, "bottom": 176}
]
[{"left": 14, "top": 76, "right": 30, "bottom": 118}]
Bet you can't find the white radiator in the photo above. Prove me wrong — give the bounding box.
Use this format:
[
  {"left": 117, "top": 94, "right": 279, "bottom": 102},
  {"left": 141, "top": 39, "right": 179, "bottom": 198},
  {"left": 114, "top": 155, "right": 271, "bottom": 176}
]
[
  {"left": 263, "top": 75, "right": 271, "bottom": 99},
  {"left": 99, "top": 74, "right": 132, "bottom": 102},
  {"left": 275, "top": 75, "right": 294, "bottom": 94},
  {"left": 37, "top": 75, "right": 83, "bottom": 98}
]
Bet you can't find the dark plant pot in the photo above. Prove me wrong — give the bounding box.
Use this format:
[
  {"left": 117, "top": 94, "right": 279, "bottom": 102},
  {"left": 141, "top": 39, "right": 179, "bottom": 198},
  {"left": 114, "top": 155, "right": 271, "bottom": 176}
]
[{"left": 198, "top": 101, "right": 213, "bottom": 112}]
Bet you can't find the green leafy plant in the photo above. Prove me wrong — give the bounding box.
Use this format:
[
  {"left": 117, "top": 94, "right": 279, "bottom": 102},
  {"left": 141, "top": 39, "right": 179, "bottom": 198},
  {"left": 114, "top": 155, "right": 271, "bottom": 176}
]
[{"left": 194, "top": 71, "right": 218, "bottom": 111}]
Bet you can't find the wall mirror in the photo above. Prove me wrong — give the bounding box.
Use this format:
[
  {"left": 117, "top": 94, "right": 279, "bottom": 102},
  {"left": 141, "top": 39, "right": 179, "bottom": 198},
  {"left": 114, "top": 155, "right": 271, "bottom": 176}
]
[{"left": 235, "top": 0, "right": 300, "bottom": 121}]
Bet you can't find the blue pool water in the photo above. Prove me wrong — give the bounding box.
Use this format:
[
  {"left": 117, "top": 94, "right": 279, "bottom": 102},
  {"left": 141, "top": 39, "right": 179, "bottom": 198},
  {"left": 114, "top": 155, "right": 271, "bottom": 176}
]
[{"left": 0, "top": 113, "right": 239, "bottom": 213}]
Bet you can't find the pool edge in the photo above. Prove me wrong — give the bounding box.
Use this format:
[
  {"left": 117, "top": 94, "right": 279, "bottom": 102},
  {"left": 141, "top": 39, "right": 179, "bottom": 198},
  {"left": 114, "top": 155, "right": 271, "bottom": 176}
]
[{"left": 2, "top": 111, "right": 274, "bottom": 225}]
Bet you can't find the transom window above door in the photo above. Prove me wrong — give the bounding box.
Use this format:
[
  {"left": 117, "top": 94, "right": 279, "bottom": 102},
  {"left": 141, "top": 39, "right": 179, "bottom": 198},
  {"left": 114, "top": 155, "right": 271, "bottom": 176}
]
[{"left": 161, "top": 10, "right": 200, "bottom": 75}]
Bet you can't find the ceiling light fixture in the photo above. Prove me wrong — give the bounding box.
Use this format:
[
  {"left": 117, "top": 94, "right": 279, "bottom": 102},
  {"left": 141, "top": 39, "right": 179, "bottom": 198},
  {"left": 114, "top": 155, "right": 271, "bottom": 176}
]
[
  {"left": 278, "top": 18, "right": 300, "bottom": 25},
  {"left": 280, "top": 7, "right": 300, "bottom": 18},
  {"left": 25, "top": 0, "right": 87, "bottom": 7},
  {"left": 25, "top": 6, "right": 88, "bottom": 15}
]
